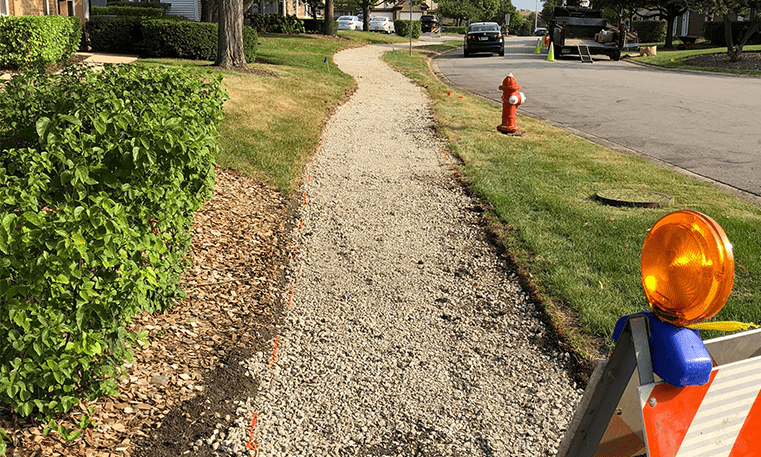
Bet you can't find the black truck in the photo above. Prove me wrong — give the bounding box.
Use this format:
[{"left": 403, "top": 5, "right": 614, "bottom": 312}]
[{"left": 548, "top": 6, "right": 624, "bottom": 61}]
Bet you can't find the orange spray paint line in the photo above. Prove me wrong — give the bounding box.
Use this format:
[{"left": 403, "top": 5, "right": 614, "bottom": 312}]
[
  {"left": 269, "top": 337, "right": 280, "bottom": 369},
  {"left": 246, "top": 412, "right": 258, "bottom": 451}
]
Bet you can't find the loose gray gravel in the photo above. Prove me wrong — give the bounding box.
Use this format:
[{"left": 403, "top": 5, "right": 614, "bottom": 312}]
[{"left": 212, "top": 43, "right": 583, "bottom": 456}]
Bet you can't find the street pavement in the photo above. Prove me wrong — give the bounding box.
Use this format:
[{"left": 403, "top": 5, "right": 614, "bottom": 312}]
[{"left": 432, "top": 36, "right": 761, "bottom": 206}]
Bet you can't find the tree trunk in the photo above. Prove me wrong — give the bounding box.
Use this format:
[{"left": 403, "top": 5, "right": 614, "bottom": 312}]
[
  {"left": 202, "top": 0, "right": 219, "bottom": 22},
  {"left": 723, "top": 15, "right": 741, "bottom": 62},
  {"left": 664, "top": 14, "right": 675, "bottom": 48},
  {"left": 324, "top": 0, "right": 334, "bottom": 35},
  {"left": 216, "top": 0, "right": 248, "bottom": 69}
]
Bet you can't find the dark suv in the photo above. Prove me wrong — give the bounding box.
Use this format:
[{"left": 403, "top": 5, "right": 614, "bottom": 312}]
[{"left": 420, "top": 14, "right": 439, "bottom": 33}]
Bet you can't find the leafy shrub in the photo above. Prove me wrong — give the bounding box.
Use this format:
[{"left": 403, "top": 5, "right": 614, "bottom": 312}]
[
  {"left": 445, "top": 25, "right": 466, "bottom": 34},
  {"left": 703, "top": 21, "right": 761, "bottom": 46},
  {"left": 302, "top": 18, "right": 325, "bottom": 33},
  {"left": 0, "top": 63, "right": 226, "bottom": 420},
  {"left": 0, "top": 16, "right": 81, "bottom": 69},
  {"left": 86, "top": 17, "right": 257, "bottom": 61},
  {"left": 141, "top": 19, "right": 218, "bottom": 59},
  {"left": 394, "top": 20, "right": 421, "bottom": 38},
  {"left": 107, "top": 1, "right": 171, "bottom": 13},
  {"left": 86, "top": 16, "right": 144, "bottom": 54},
  {"left": 251, "top": 14, "right": 306, "bottom": 34},
  {"left": 92, "top": 5, "right": 163, "bottom": 16},
  {"left": 632, "top": 20, "right": 666, "bottom": 43}
]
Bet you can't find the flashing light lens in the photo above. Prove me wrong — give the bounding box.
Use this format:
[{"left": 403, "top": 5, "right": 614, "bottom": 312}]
[{"left": 640, "top": 210, "right": 734, "bottom": 326}]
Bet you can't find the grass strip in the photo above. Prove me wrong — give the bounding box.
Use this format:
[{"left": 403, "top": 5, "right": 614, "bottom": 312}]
[
  {"left": 384, "top": 45, "right": 761, "bottom": 357},
  {"left": 624, "top": 43, "right": 761, "bottom": 76}
]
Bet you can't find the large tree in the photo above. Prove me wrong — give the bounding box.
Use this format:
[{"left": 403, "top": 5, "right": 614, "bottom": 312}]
[
  {"left": 688, "top": 0, "right": 760, "bottom": 60},
  {"left": 325, "top": 0, "right": 335, "bottom": 34},
  {"left": 216, "top": 0, "right": 248, "bottom": 69},
  {"left": 438, "top": 0, "right": 513, "bottom": 23},
  {"left": 633, "top": 0, "right": 688, "bottom": 48}
]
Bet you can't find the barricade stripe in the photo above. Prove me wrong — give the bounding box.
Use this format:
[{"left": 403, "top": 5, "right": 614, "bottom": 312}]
[
  {"left": 642, "top": 371, "right": 716, "bottom": 457},
  {"left": 677, "top": 358, "right": 761, "bottom": 457},
  {"left": 727, "top": 389, "right": 761, "bottom": 456}
]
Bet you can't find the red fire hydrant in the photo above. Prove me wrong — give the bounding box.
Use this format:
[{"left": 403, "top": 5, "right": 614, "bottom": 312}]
[{"left": 497, "top": 74, "right": 526, "bottom": 134}]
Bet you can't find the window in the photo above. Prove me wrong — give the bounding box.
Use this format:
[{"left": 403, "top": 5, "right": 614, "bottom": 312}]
[{"left": 0, "top": 0, "right": 8, "bottom": 16}]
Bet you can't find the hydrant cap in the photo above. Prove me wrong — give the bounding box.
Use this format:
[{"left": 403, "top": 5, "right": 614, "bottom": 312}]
[{"left": 501, "top": 75, "right": 520, "bottom": 92}]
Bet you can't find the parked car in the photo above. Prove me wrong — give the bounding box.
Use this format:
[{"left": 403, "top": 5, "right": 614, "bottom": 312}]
[
  {"left": 420, "top": 14, "right": 440, "bottom": 33},
  {"left": 533, "top": 27, "right": 548, "bottom": 36},
  {"left": 464, "top": 22, "right": 505, "bottom": 57},
  {"left": 337, "top": 16, "right": 361, "bottom": 31},
  {"left": 369, "top": 16, "right": 395, "bottom": 34}
]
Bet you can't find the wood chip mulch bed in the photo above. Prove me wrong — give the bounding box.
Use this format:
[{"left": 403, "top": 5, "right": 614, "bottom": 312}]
[{"left": 0, "top": 168, "right": 294, "bottom": 457}]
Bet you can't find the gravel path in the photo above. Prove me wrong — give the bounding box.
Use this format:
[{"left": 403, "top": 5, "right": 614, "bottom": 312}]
[{"left": 217, "top": 44, "right": 583, "bottom": 456}]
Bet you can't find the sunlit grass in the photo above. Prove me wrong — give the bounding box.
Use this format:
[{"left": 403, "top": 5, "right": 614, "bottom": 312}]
[{"left": 386, "top": 45, "right": 761, "bottom": 356}]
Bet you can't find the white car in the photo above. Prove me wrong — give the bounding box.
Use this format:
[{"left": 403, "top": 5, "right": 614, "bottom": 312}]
[
  {"left": 337, "top": 16, "right": 361, "bottom": 31},
  {"left": 369, "top": 17, "right": 395, "bottom": 34}
]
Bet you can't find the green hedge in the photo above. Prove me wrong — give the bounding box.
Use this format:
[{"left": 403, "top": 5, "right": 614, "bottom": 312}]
[
  {"left": 107, "top": 1, "right": 171, "bottom": 13},
  {"left": 86, "top": 16, "right": 144, "bottom": 54},
  {"left": 0, "top": 64, "right": 226, "bottom": 420},
  {"left": 0, "top": 16, "right": 81, "bottom": 69},
  {"left": 445, "top": 25, "right": 466, "bottom": 34},
  {"left": 704, "top": 21, "right": 761, "bottom": 46},
  {"left": 394, "top": 20, "right": 421, "bottom": 38},
  {"left": 302, "top": 17, "right": 325, "bottom": 33},
  {"left": 92, "top": 5, "right": 163, "bottom": 16},
  {"left": 632, "top": 20, "right": 666, "bottom": 43},
  {"left": 86, "top": 17, "right": 258, "bottom": 61},
  {"left": 251, "top": 14, "right": 306, "bottom": 34}
]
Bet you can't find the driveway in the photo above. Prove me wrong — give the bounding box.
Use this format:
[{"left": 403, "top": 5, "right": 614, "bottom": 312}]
[{"left": 432, "top": 36, "right": 761, "bottom": 204}]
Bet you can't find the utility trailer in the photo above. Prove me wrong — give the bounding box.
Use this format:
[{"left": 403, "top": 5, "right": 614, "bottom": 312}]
[{"left": 548, "top": 6, "right": 624, "bottom": 62}]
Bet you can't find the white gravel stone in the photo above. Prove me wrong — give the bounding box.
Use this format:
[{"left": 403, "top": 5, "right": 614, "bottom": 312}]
[{"left": 214, "top": 43, "right": 583, "bottom": 456}]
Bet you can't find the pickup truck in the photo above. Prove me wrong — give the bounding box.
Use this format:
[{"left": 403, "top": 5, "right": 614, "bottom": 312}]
[{"left": 548, "top": 6, "right": 624, "bottom": 61}]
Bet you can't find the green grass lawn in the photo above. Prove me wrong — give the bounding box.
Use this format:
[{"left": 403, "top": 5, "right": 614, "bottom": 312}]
[
  {"left": 384, "top": 44, "right": 761, "bottom": 357},
  {"left": 144, "top": 33, "right": 761, "bottom": 361},
  {"left": 624, "top": 42, "right": 761, "bottom": 76}
]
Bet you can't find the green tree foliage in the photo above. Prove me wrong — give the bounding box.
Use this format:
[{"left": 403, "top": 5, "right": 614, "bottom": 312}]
[
  {"left": 438, "top": 0, "right": 516, "bottom": 24},
  {"left": 687, "top": 0, "right": 760, "bottom": 60}
]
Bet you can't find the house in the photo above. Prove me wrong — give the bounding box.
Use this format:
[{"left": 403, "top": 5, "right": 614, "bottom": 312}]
[
  {"left": 164, "top": 0, "right": 201, "bottom": 21},
  {"left": 1, "top": 0, "right": 90, "bottom": 24},
  {"left": 248, "top": 0, "right": 437, "bottom": 21}
]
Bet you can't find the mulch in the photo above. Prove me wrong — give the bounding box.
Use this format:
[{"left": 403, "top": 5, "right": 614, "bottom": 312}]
[
  {"left": 684, "top": 50, "right": 761, "bottom": 72},
  {"left": 0, "top": 168, "right": 294, "bottom": 457}
]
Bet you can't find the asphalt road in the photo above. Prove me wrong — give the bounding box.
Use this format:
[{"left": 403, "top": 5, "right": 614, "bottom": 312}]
[{"left": 431, "top": 36, "right": 761, "bottom": 204}]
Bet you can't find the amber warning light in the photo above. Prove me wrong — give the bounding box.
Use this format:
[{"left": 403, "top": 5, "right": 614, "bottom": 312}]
[{"left": 641, "top": 209, "right": 734, "bottom": 327}]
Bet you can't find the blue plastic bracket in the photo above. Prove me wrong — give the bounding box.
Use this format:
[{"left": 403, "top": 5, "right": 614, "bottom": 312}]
[{"left": 613, "top": 311, "right": 712, "bottom": 387}]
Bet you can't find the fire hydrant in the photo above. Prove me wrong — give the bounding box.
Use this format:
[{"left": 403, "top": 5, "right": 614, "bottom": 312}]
[{"left": 497, "top": 74, "right": 526, "bottom": 134}]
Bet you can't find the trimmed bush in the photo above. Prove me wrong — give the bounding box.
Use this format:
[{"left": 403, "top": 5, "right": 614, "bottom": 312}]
[
  {"left": 0, "top": 16, "right": 81, "bottom": 69},
  {"left": 86, "top": 17, "right": 257, "bottom": 61},
  {"left": 92, "top": 5, "right": 163, "bottom": 16},
  {"left": 394, "top": 20, "right": 421, "bottom": 38},
  {"left": 251, "top": 14, "right": 306, "bottom": 34},
  {"left": 632, "top": 20, "right": 666, "bottom": 43},
  {"left": 704, "top": 21, "right": 761, "bottom": 46},
  {"left": 86, "top": 16, "right": 144, "bottom": 54},
  {"left": 0, "top": 64, "right": 226, "bottom": 420},
  {"left": 141, "top": 19, "right": 217, "bottom": 59},
  {"left": 302, "top": 18, "right": 325, "bottom": 33},
  {"left": 107, "top": 1, "right": 171, "bottom": 13},
  {"left": 445, "top": 25, "right": 466, "bottom": 34}
]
